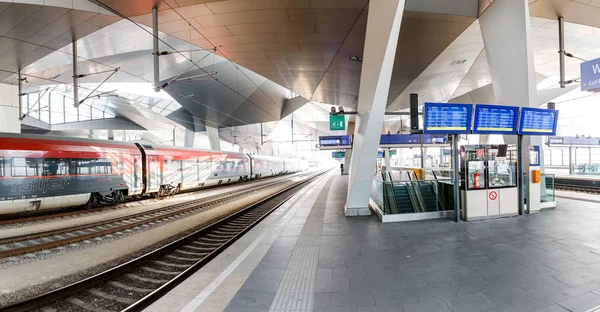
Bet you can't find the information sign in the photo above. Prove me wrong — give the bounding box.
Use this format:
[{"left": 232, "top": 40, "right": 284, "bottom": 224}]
[
  {"left": 473, "top": 104, "right": 519, "bottom": 134},
  {"left": 332, "top": 151, "right": 345, "bottom": 159},
  {"left": 548, "top": 136, "right": 600, "bottom": 146},
  {"left": 377, "top": 150, "right": 385, "bottom": 158},
  {"left": 581, "top": 57, "right": 600, "bottom": 92},
  {"left": 329, "top": 115, "right": 345, "bottom": 131},
  {"left": 518, "top": 108, "right": 559, "bottom": 136},
  {"left": 319, "top": 135, "right": 352, "bottom": 147},
  {"left": 423, "top": 102, "right": 473, "bottom": 134}
]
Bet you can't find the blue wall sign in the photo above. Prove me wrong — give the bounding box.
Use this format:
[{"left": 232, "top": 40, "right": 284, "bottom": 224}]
[
  {"left": 379, "top": 134, "right": 449, "bottom": 145},
  {"left": 423, "top": 102, "right": 473, "bottom": 134},
  {"left": 473, "top": 104, "right": 519, "bottom": 134},
  {"left": 548, "top": 136, "right": 600, "bottom": 146},
  {"left": 377, "top": 150, "right": 385, "bottom": 158},
  {"left": 380, "top": 134, "right": 421, "bottom": 145},
  {"left": 319, "top": 135, "right": 352, "bottom": 147},
  {"left": 581, "top": 57, "right": 600, "bottom": 91},
  {"left": 518, "top": 107, "right": 559, "bottom": 136},
  {"left": 423, "top": 134, "right": 448, "bottom": 144}
]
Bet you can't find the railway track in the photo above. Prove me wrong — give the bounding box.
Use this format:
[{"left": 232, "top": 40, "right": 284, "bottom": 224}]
[
  {"left": 2, "top": 170, "right": 326, "bottom": 312},
  {"left": 0, "top": 173, "right": 303, "bottom": 227},
  {"left": 554, "top": 184, "right": 600, "bottom": 194},
  {"left": 0, "top": 172, "right": 316, "bottom": 259}
]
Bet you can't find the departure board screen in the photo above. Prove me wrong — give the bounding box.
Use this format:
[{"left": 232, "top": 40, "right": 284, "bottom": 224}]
[
  {"left": 519, "top": 107, "right": 559, "bottom": 136},
  {"left": 473, "top": 104, "right": 519, "bottom": 134},
  {"left": 423, "top": 102, "right": 473, "bottom": 134}
]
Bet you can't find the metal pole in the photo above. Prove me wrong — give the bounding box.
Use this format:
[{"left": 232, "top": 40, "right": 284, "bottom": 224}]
[
  {"left": 17, "top": 70, "right": 23, "bottom": 119},
  {"left": 559, "top": 17, "right": 565, "bottom": 88},
  {"left": 420, "top": 134, "right": 425, "bottom": 169},
  {"left": 72, "top": 40, "right": 79, "bottom": 106},
  {"left": 452, "top": 134, "right": 460, "bottom": 222},
  {"left": 152, "top": 7, "right": 160, "bottom": 92},
  {"left": 260, "top": 122, "right": 263, "bottom": 145},
  {"left": 173, "top": 127, "right": 176, "bottom": 146},
  {"left": 291, "top": 113, "right": 294, "bottom": 144},
  {"left": 568, "top": 146, "right": 572, "bottom": 174},
  {"left": 517, "top": 135, "right": 525, "bottom": 215}
]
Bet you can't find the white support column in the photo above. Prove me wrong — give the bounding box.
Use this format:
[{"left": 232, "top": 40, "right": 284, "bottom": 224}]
[
  {"left": 343, "top": 122, "right": 355, "bottom": 176},
  {"left": 479, "top": 0, "right": 541, "bottom": 213},
  {"left": 206, "top": 126, "right": 221, "bottom": 151},
  {"left": 346, "top": 0, "right": 406, "bottom": 216},
  {"left": 184, "top": 128, "right": 195, "bottom": 148},
  {"left": 0, "top": 83, "right": 21, "bottom": 133}
]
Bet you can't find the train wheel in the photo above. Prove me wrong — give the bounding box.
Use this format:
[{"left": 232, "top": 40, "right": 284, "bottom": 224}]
[
  {"left": 115, "top": 191, "right": 125, "bottom": 203},
  {"left": 87, "top": 194, "right": 100, "bottom": 208}
]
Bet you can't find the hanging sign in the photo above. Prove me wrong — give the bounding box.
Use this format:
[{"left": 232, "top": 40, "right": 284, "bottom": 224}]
[{"left": 581, "top": 57, "right": 600, "bottom": 92}]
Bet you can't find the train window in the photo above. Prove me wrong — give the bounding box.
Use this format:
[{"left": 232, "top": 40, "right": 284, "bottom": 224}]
[
  {"left": 91, "top": 158, "right": 112, "bottom": 174},
  {"left": 12, "top": 158, "right": 38, "bottom": 177},
  {"left": 0, "top": 157, "right": 3, "bottom": 177},
  {"left": 42, "top": 159, "right": 67, "bottom": 176},
  {"left": 77, "top": 160, "right": 91, "bottom": 174},
  {"left": 116, "top": 161, "right": 123, "bottom": 170}
]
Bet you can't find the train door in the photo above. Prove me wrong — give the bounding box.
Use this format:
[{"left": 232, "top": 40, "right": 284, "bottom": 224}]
[
  {"left": 132, "top": 155, "right": 142, "bottom": 192},
  {"left": 148, "top": 156, "right": 159, "bottom": 192}
]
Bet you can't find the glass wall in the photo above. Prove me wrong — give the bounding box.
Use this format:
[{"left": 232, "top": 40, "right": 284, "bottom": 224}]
[{"left": 21, "top": 85, "right": 116, "bottom": 125}]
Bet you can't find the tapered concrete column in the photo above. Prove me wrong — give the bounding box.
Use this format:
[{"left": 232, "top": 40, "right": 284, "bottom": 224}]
[
  {"left": 343, "top": 122, "right": 355, "bottom": 176},
  {"left": 346, "top": 0, "right": 406, "bottom": 216},
  {"left": 184, "top": 128, "right": 195, "bottom": 148},
  {"left": 206, "top": 126, "right": 221, "bottom": 151},
  {"left": 480, "top": 0, "right": 541, "bottom": 213},
  {"left": 0, "top": 83, "right": 21, "bottom": 133}
]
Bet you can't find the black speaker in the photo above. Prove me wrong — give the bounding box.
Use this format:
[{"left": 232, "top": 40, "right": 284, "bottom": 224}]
[
  {"left": 547, "top": 102, "right": 556, "bottom": 110},
  {"left": 410, "top": 93, "right": 419, "bottom": 131}
]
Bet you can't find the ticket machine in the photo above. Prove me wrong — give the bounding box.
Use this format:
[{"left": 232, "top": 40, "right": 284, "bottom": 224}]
[{"left": 460, "top": 144, "right": 519, "bottom": 220}]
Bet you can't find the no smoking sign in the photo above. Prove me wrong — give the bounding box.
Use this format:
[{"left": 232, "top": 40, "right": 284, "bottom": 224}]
[{"left": 488, "top": 191, "right": 498, "bottom": 201}]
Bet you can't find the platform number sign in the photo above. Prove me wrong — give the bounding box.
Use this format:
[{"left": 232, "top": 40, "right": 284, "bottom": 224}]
[{"left": 330, "top": 115, "right": 345, "bottom": 131}]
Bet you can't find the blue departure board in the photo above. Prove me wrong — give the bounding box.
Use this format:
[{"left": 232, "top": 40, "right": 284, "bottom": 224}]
[
  {"left": 519, "top": 107, "right": 559, "bottom": 136},
  {"left": 473, "top": 104, "right": 519, "bottom": 134},
  {"left": 423, "top": 102, "right": 473, "bottom": 134}
]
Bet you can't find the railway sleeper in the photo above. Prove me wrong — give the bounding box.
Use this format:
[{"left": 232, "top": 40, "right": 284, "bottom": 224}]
[
  {"left": 183, "top": 244, "right": 214, "bottom": 252},
  {"left": 88, "top": 288, "right": 136, "bottom": 304},
  {"left": 165, "top": 254, "right": 203, "bottom": 262},
  {"left": 141, "top": 266, "right": 180, "bottom": 275},
  {"left": 174, "top": 249, "right": 206, "bottom": 256},
  {"left": 125, "top": 273, "right": 169, "bottom": 284},
  {"left": 107, "top": 281, "right": 154, "bottom": 294},
  {"left": 152, "top": 260, "right": 190, "bottom": 269},
  {"left": 206, "top": 233, "right": 233, "bottom": 239},
  {"left": 67, "top": 297, "right": 113, "bottom": 312}
]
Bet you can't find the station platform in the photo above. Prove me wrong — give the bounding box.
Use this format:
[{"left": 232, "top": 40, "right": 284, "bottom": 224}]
[{"left": 146, "top": 173, "right": 600, "bottom": 312}]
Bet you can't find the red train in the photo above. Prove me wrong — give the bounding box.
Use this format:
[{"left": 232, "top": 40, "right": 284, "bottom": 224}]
[{"left": 0, "top": 133, "right": 305, "bottom": 215}]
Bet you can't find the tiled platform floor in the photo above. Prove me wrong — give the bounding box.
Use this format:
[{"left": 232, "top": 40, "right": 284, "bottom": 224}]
[{"left": 149, "top": 173, "right": 600, "bottom": 312}]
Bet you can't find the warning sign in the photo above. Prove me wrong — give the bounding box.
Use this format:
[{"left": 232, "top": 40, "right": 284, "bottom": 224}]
[
  {"left": 476, "top": 149, "right": 484, "bottom": 157},
  {"left": 489, "top": 191, "right": 498, "bottom": 201}
]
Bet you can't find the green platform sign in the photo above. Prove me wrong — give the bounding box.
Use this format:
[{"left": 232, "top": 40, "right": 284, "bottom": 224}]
[
  {"left": 332, "top": 151, "right": 346, "bottom": 159},
  {"left": 329, "top": 115, "right": 345, "bottom": 131}
]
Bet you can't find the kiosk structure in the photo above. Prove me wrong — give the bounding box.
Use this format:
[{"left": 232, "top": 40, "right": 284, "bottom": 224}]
[{"left": 422, "top": 102, "right": 559, "bottom": 222}]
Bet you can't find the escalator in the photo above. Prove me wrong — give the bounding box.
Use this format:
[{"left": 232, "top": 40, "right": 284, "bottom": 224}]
[
  {"left": 418, "top": 182, "right": 439, "bottom": 212},
  {"left": 392, "top": 184, "right": 415, "bottom": 214}
]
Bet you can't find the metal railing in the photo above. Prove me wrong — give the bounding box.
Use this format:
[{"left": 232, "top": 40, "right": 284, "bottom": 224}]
[{"left": 371, "top": 175, "right": 454, "bottom": 215}]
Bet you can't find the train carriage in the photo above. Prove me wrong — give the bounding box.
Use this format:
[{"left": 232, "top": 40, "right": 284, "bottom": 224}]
[
  {"left": 136, "top": 144, "right": 251, "bottom": 197},
  {"left": 249, "top": 155, "right": 285, "bottom": 179},
  {"left": 0, "top": 133, "right": 141, "bottom": 214}
]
